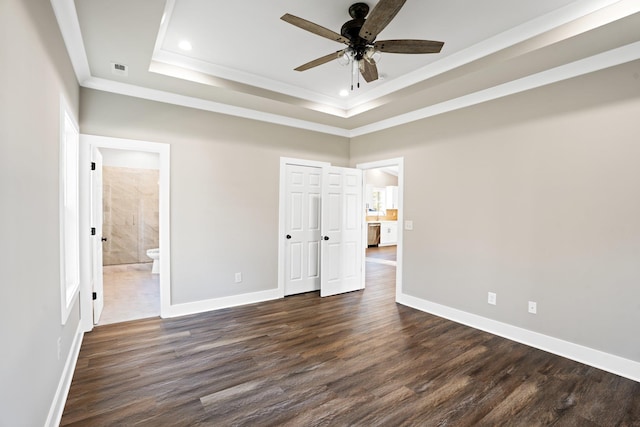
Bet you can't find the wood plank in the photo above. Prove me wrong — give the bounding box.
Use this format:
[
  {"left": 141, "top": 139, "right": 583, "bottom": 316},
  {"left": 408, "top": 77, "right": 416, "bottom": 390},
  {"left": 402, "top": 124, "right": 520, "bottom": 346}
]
[{"left": 61, "top": 258, "right": 640, "bottom": 425}]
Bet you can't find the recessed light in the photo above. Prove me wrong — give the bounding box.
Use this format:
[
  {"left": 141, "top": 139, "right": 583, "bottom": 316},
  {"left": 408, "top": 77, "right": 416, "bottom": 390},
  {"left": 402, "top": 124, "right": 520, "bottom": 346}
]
[
  {"left": 178, "top": 40, "right": 192, "bottom": 51},
  {"left": 339, "top": 89, "right": 349, "bottom": 97}
]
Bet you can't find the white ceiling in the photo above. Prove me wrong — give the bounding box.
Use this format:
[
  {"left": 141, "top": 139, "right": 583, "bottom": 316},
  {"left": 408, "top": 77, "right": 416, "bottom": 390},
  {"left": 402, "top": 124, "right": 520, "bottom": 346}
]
[{"left": 54, "top": 0, "right": 640, "bottom": 136}]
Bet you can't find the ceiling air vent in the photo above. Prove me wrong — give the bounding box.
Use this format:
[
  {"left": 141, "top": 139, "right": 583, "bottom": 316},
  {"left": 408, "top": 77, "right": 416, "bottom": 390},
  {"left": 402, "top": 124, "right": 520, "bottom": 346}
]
[{"left": 110, "top": 62, "right": 128, "bottom": 76}]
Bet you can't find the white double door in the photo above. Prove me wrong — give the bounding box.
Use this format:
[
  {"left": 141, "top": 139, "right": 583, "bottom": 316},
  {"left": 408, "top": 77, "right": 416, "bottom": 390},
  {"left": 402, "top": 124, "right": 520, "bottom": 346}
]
[{"left": 284, "top": 164, "right": 363, "bottom": 297}]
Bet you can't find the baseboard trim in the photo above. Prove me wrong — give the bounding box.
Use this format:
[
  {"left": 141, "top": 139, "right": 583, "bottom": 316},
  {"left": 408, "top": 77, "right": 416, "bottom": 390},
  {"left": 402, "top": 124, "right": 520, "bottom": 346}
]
[
  {"left": 164, "top": 288, "right": 282, "bottom": 318},
  {"left": 46, "top": 322, "right": 84, "bottom": 427},
  {"left": 397, "top": 292, "right": 640, "bottom": 383}
]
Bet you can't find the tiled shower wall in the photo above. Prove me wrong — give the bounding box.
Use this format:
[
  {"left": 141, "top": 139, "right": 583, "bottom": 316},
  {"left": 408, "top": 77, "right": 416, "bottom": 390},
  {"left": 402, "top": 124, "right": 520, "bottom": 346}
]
[{"left": 103, "top": 166, "right": 159, "bottom": 266}]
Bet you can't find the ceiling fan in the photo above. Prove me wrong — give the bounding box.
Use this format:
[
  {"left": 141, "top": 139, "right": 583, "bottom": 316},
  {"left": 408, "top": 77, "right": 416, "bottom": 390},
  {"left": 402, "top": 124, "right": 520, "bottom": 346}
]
[{"left": 281, "top": 0, "right": 444, "bottom": 89}]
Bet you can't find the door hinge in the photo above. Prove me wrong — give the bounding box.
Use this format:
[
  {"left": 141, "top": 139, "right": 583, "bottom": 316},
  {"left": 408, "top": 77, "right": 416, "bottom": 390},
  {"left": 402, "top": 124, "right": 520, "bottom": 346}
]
[
  {"left": 92, "top": 292, "right": 97, "bottom": 300},
  {"left": 91, "top": 162, "right": 96, "bottom": 170},
  {"left": 91, "top": 227, "right": 96, "bottom": 236}
]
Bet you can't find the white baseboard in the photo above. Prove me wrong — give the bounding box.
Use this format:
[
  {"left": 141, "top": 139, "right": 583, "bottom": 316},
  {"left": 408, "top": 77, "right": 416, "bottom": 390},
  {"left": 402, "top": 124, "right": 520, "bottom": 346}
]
[
  {"left": 46, "top": 322, "right": 84, "bottom": 427},
  {"left": 164, "top": 288, "right": 282, "bottom": 318},
  {"left": 397, "top": 292, "right": 640, "bottom": 383}
]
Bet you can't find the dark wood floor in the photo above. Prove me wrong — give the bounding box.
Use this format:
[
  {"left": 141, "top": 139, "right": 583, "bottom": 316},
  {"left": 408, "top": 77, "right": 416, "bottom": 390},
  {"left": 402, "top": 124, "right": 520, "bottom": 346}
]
[
  {"left": 366, "top": 245, "right": 397, "bottom": 261},
  {"left": 62, "top": 252, "right": 639, "bottom": 426}
]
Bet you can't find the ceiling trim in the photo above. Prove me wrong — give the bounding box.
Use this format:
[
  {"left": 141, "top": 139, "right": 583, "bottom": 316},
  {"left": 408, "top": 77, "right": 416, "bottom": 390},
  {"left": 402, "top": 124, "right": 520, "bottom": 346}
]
[
  {"left": 153, "top": 0, "right": 350, "bottom": 112},
  {"left": 82, "top": 77, "right": 351, "bottom": 137},
  {"left": 350, "top": 40, "right": 640, "bottom": 137},
  {"left": 50, "top": 0, "right": 90, "bottom": 83},
  {"left": 51, "top": 0, "right": 640, "bottom": 139},
  {"left": 346, "top": 0, "right": 625, "bottom": 112},
  {"left": 153, "top": 0, "right": 625, "bottom": 116}
]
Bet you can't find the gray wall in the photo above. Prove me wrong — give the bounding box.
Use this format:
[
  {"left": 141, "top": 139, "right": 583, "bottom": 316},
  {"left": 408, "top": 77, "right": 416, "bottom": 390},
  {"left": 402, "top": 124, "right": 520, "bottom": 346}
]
[
  {"left": 351, "top": 60, "right": 640, "bottom": 362},
  {"left": 0, "top": 0, "right": 80, "bottom": 425},
  {"left": 80, "top": 89, "right": 350, "bottom": 304}
]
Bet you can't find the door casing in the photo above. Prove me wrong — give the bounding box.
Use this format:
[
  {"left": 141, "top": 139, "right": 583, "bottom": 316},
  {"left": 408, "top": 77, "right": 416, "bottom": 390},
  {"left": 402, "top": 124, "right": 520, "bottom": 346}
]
[
  {"left": 79, "top": 135, "right": 171, "bottom": 332},
  {"left": 91, "top": 148, "right": 104, "bottom": 324}
]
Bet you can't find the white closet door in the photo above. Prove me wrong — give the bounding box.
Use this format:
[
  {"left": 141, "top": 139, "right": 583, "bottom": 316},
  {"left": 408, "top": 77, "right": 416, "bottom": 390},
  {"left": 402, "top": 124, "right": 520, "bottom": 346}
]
[
  {"left": 321, "top": 166, "right": 363, "bottom": 297},
  {"left": 284, "top": 164, "right": 322, "bottom": 295}
]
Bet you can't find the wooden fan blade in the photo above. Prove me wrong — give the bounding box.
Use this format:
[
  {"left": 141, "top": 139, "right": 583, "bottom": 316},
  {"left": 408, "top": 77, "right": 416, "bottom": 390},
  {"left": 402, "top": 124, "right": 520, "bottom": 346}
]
[
  {"left": 359, "top": 0, "right": 407, "bottom": 42},
  {"left": 360, "top": 59, "right": 379, "bottom": 83},
  {"left": 295, "top": 50, "right": 346, "bottom": 72},
  {"left": 281, "top": 14, "right": 350, "bottom": 45},
  {"left": 375, "top": 39, "right": 444, "bottom": 54}
]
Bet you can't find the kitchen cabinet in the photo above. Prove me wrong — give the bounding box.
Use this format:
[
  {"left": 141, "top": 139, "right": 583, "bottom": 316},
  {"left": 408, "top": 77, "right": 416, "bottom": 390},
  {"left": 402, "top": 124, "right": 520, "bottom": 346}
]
[
  {"left": 385, "top": 186, "right": 398, "bottom": 209},
  {"left": 380, "top": 221, "right": 398, "bottom": 246}
]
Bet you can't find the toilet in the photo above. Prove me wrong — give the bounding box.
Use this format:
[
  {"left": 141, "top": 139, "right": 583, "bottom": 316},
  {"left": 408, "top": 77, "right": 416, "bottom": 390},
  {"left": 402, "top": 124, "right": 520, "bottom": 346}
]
[{"left": 146, "top": 248, "right": 160, "bottom": 274}]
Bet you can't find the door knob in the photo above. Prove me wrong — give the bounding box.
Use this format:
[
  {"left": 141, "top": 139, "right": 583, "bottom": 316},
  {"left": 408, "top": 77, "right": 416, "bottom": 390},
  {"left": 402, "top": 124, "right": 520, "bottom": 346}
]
[
  {"left": 286, "top": 234, "right": 292, "bottom": 239},
  {"left": 323, "top": 236, "right": 329, "bottom": 241},
  {"left": 101, "top": 237, "right": 107, "bottom": 242}
]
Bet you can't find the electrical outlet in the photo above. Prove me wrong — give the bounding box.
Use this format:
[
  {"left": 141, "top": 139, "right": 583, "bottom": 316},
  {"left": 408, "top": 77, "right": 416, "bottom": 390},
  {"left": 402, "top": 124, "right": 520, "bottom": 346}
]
[
  {"left": 404, "top": 220, "right": 413, "bottom": 230},
  {"left": 488, "top": 292, "right": 497, "bottom": 305},
  {"left": 528, "top": 301, "right": 537, "bottom": 314},
  {"left": 235, "top": 272, "right": 242, "bottom": 283}
]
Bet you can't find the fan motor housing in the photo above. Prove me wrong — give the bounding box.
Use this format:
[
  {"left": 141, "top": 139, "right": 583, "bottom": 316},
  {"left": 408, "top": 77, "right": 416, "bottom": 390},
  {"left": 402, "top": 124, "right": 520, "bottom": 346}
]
[
  {"left": 342, "top": 2, "right": 373, "bottom": 55},
  {"left": 348, "top": 2, "right": 369, "bottom": 19},
  {"left": 341, "top": 19, "right": 366, "bottom": 41}
]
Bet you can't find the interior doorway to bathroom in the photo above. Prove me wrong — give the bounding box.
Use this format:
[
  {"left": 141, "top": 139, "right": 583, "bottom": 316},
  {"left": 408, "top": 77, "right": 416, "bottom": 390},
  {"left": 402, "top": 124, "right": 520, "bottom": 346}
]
[
  {"left": 358, "top": 158, "right": 403, "bottom": 299},
  {"left": 97, "top": 148, "right": 161, "bottom": 325},
  {"left": 80, "top": 134, "right": 171, "bottom": 332}
]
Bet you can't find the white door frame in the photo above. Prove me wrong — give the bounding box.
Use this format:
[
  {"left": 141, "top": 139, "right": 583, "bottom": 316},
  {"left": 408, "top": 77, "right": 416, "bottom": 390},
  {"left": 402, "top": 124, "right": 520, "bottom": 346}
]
[
  {"left": 79, "top": 134, "right": 171, "bottom": 332},
  {"left": 278, "top": 157, "right": 330, "bottom": 298},
  {"left": 356, "top": 158, "right": 404, "bottom": 301}
]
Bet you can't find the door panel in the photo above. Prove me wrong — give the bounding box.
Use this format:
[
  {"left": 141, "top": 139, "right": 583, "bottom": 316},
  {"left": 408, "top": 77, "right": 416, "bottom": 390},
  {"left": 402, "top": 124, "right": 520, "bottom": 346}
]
[
  {"left": 321, "top": 166, "right": 363, "bottom": 297},
  {"left": 308, "top": 241, "right": 320, "bottom": 277},
  {"left": 91, "top": 148, "right": 104, "bottom": 324},
  {"left": 284, "top": 165, "right": 322, "bottom": 295}
]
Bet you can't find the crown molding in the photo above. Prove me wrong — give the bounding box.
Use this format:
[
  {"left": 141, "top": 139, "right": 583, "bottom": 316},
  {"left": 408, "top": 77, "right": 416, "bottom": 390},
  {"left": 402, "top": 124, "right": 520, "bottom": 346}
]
[
  {"left": 346, "top": 0, "right": 626, "bottom": 112},
  {"left": 82, "top": 77, "right": 351, "bottom": 137},
  {"left": 51, "top": 0, "right": 640, "bottom": 138},
  {"left": 350, "top": 40, "right": 640, "bottom": 137},
  {"left": 50, "top": 0, "right": 91, "bottom": 83}
]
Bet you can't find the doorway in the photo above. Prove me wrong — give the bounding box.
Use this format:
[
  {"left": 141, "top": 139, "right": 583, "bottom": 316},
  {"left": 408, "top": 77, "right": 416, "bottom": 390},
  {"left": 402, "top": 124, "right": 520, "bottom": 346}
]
[
  {"left": 358, "top": 158, "right": 404, "bottom": 300},
  {"left": 98, "top": 148, "right": 160, "bottom": 324},
  {"left": 80, "top": 135, "right": 171, "bottom": 333}
]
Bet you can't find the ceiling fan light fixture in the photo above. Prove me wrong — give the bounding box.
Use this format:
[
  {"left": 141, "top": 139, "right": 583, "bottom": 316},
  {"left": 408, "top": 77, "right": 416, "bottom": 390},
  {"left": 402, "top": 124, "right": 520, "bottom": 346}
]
[
  {"left": 364, "top": 47, "right": 382, "bottom": 64},
  {"left": 282, "top": 0, "right": 444, "bottom": 87},
  {"left": 338, "top": 48, "right": 354, "bottom": 66}
]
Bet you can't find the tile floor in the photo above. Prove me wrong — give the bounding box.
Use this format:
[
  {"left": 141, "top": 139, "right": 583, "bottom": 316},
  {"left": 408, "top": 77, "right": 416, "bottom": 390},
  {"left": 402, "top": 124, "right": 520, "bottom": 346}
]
[{"left": 99, "top": 262, "right": 160, "bottom": 325}]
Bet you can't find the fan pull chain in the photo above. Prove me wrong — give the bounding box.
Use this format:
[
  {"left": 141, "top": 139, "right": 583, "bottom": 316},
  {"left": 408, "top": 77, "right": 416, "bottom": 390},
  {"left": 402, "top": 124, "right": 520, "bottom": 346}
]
[
  {"left": 351, "top": 59, "right": 361, "bottom": 91},
  {"left": 351, "top": 59, "right": 356, "bottom": 91},
  {"left": 351, "top": 68, "right": 354, "bottom": 91}
]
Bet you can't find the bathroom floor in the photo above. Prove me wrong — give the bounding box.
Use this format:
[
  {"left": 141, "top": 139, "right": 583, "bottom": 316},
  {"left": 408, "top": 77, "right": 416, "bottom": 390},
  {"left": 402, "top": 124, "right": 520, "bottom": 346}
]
[{"left": 98, "top": 262, "right": 160, "bottom": 325}]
